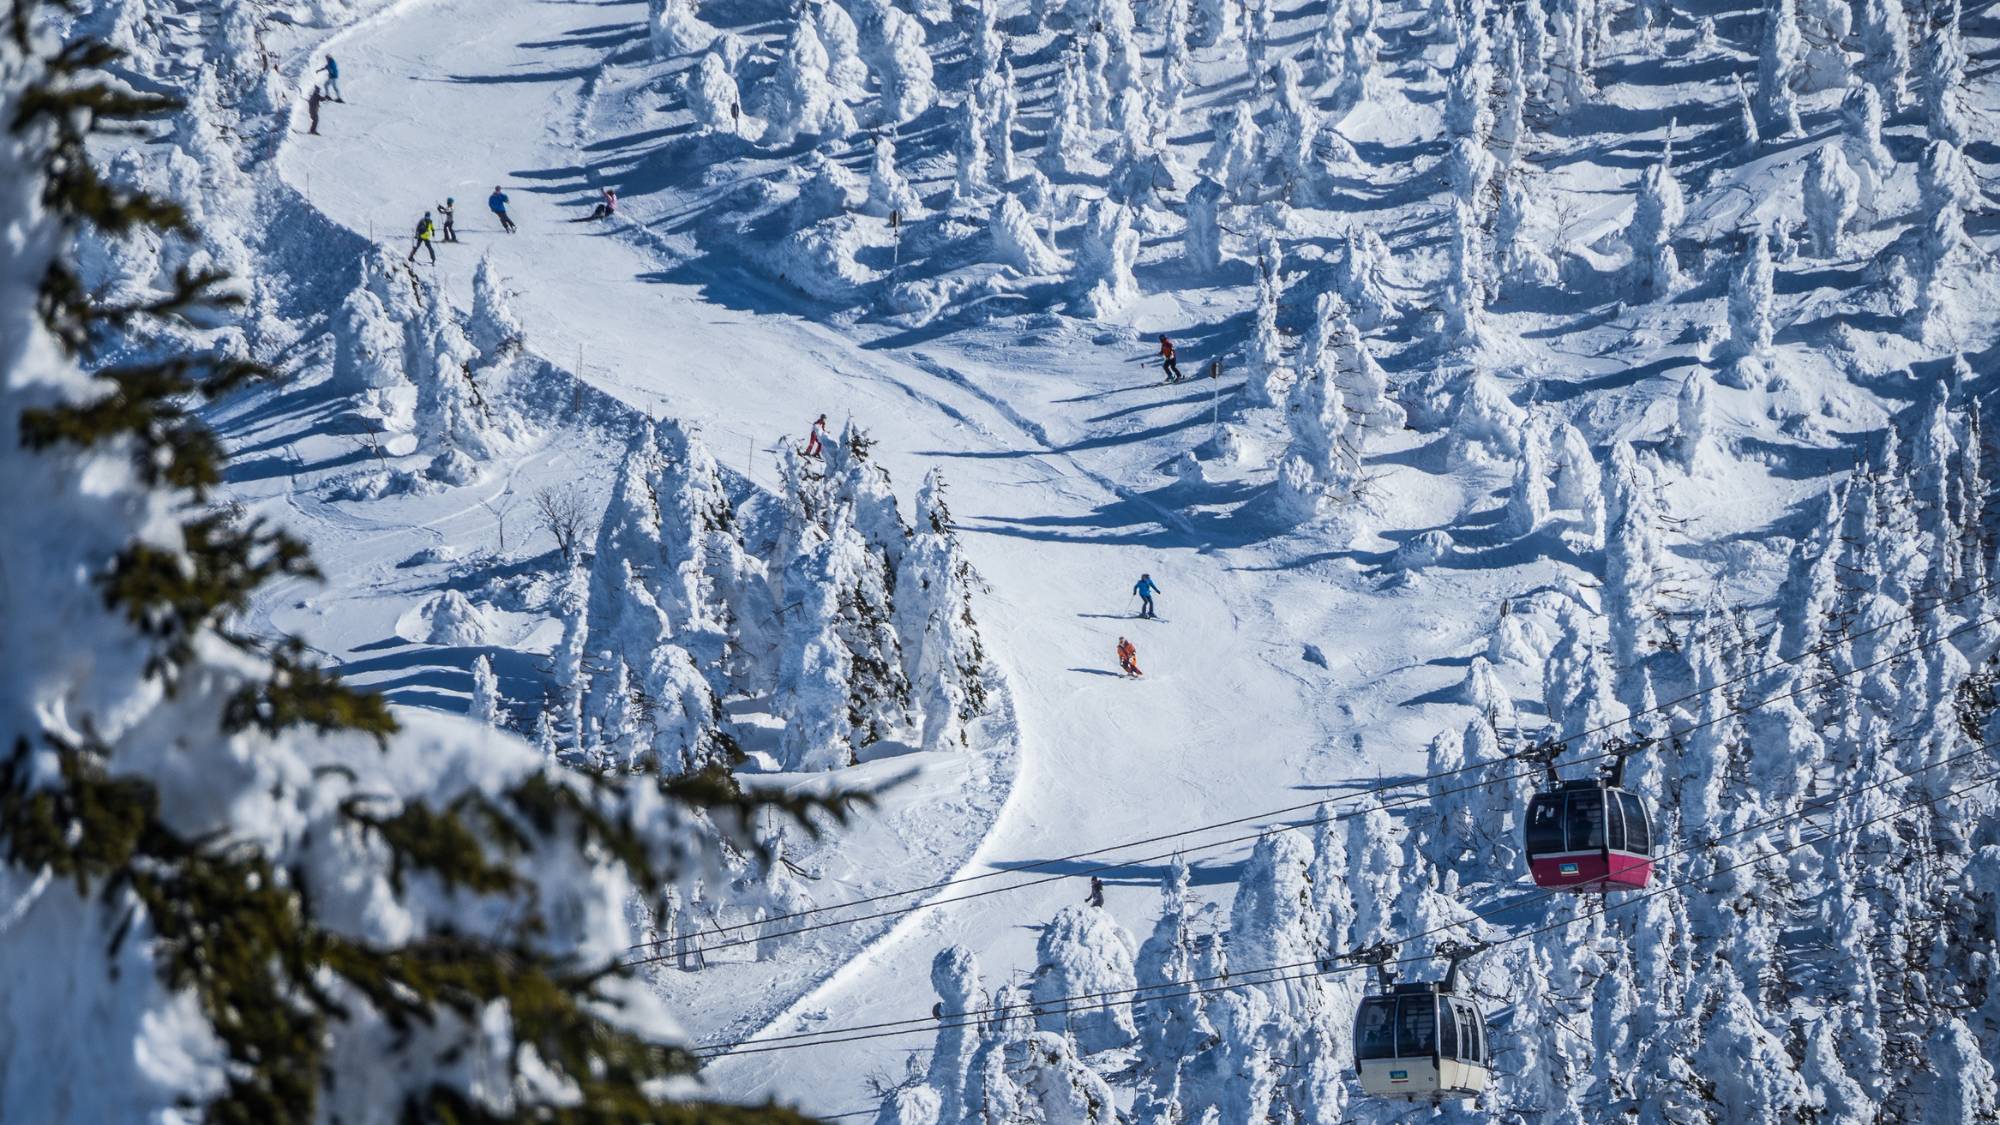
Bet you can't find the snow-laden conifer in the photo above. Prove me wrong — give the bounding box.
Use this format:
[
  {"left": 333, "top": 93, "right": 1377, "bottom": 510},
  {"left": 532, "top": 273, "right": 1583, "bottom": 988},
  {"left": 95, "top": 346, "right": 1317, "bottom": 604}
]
[
  {"left": 994, "top": 193, "right": 1066, "bottom": 275},
  {"left": 468, "top": 654, "right": 508, "bottom": 728},
  {"left": 648, "top": 0, "right": 716, "bottom": 57},
  {"left": 1075, "top": 198, "right": 1141, "bottom": 318},
  {"left": 1244, "top": 239, "right": 1290, "bottom": 406},
  {"left": 1718, "top": 229, "right": 1775, "bottom": 387},
  {"left": 895, "top": 472, "right": 990, "bottom": 751},
  {"left": 1627, "top": 144, "right": 1683, "bottom": 299},
  {"left": 864, "top": 134, "right": 921, "bottom": 219},
  {"left": 684, "top": 47, "right": 741, "bottom": 134},
  {"left": 762, "top": 21, "right": 857, "bottom": 146},
  {"left": 1922, "top": 0, "right": 1967, "bottom": 145},
  {"left": 1032, "top": 905, "right": 1140, "bottom": 1052},
  {"left": 1185, "top": 176, "right": 1226, "bottom": 273},
  {"left": 468, "top": 252, "right": 522, "bottom": 362},
  {"left": 1333, "top": 226, "right": 1398, "bottom": 328},
  {"left": 927, "top": 946, "right": 984, "bottom": 1122},
  {"left": 1756, "top": 0, "right": 1803, "bottom": 136},
  {"left": 1857, "top": 0, "right": 1910, "bottom": 108},
  {"left": 851, "top": 0, "right": 935, "bottom": 124},
  {"left": 1803, "top": 143, "right": 1859, "bottom": 258}
]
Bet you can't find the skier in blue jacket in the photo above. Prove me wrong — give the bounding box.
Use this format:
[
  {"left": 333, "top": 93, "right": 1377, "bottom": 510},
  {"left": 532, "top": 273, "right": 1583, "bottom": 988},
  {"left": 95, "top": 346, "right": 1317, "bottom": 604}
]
[
  {"left": 1133, "top": 574, "right": 1161, "bottom": 619},
  {"left": 488, "top": 186, "right": 516, "bottom": 233},
  {"left": 319, "top": 56, "right": 343, "bottom": 101}
]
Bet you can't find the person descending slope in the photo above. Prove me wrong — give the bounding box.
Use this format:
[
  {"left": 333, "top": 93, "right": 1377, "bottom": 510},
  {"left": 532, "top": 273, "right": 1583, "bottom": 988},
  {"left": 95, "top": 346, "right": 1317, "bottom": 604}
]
[
  {"left": 1133, "top": 573, "right": 1161, "bottom": 619},
  {"left": 804, "top": 413, "right": 829, "bottom": 457},
  {"left": 407, "top": 210, "right": 436, "bottom": 264},
  {"left": 1116, "top": 637, "right": 1143, "bottom": 677},
  {"left": 437, "top": 197, "right": 458, "bottom": 242},
  {"left": 1158, "top": 335, "right": 1183, "bottom": 383},
  {"left": 489, "top": 186, "right": 516, "bottom": 233},
  {"left": 319, "top": 56, "right": 343, "bottom": 101}
]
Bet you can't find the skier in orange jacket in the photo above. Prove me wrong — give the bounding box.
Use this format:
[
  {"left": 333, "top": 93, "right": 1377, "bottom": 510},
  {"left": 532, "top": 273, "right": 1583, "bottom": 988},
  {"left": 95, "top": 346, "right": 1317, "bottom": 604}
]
[
  {"left": 1117, "top": 637, "right": 1142, "bottom": 677},
  {"left": 1158, "top": 336, "right": 1184, "bottom": 383}
]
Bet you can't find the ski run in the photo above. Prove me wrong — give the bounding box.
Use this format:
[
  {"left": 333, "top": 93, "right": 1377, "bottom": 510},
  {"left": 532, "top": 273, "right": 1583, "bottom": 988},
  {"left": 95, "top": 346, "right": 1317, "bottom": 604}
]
[{"left": 5, "top": 0, "right": 2000, "bottom": 1120}]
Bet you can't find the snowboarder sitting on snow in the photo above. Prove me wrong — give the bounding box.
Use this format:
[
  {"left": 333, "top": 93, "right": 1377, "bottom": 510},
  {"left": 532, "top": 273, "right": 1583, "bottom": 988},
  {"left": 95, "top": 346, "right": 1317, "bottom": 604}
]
[
  {"left": 804, "top": 413, "right": 829, "bottom": 458},
  {"left": 408, "top": 211, "right": 436, "bottom": 264},
  {"left": 437, "top": 197, "right": 458, "bottom": 242},
  {"left": 489, "top": 186, "right": 516, "bottom": 233},
  {"left": 1158, "top": 336, "right": 1183, "bottom": 383},
  {"left": 305, "top": 86, "right": 325, "bottom": 135},
  {"left": 575, "top": 187, "right": 617, "bottom": 221},
  {"left": 319, "top": 56, "right": 343, "bottom": 101},
  {"left": 1133, "top": 574, "right": 1160, "bottom": 619},
  {"left": 1117, "top": 637, "right": 1142, "bottom": 677}
]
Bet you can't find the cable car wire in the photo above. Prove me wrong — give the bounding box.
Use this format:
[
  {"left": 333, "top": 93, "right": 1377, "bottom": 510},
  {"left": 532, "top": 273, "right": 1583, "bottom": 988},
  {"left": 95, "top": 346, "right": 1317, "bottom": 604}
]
[
  {"left": 632, "top": 584, "right": 1998, "bottom": 955},
  {"left": 695, "top": 766, "right": 1998, "bottom": 1061},
  {"left": 688, "top": 745, "right": 2000, "bottom": 1058},
  {"left": 637, "top": 607, "right": 1998, "bottom": 966}
]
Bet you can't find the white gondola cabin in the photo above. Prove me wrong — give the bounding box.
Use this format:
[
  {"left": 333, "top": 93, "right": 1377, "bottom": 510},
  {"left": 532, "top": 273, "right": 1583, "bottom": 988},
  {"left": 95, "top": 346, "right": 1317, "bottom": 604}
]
[{"left": 1351, "top": 944, "right": 1492, "bottom": 1102}]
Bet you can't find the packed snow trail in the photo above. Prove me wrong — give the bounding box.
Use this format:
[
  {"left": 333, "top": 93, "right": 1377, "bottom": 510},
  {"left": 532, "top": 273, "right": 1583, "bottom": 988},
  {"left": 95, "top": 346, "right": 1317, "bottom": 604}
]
[{"left": 277, "top": 0, "right": 1523, "bottom": 1112}]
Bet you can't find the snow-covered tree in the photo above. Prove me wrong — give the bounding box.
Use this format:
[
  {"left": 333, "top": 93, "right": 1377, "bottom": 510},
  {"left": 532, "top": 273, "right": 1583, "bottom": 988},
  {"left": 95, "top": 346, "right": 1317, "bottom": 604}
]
[
  {"left": 410, "top": 295, "right": 500, "bottom": 481},
  {"left": 1495, "top": 172, "right": 1560, "bottom": 292},
  {"left": 852, "top": 0, "right": 936, "bottom": 124},
  {"left": 1184, "top": 176, "right": 1225, "bottom": 273},
  {"left": 864, "top": 134, "right": 921, "bottom": 219},
  {"left": 1756, "top": 0, "right": 1803, "bottom": 136},
  {"left": 1334, "top": 225, "right": 1398, "bottom": 328},
  {"left": 1545, "top": 0, "right": 1591, "bottom": 114},
  {"left": 1734, "top": 74, "right": 1762, "bottom": 155},
  {"left": 1627, "top": 143, "right": 1683, "bottom": 299},
  {"left": 1032, "top": 905, "right": 1139, "bottom": 1053},
  {"left": 1346, "top": 799, "right": 1404, "bottom": 948},
  {"left": 649, "top": 0, "right": 717, "bottom": 57},
  {"left": 1840, "top": 84, "right": 1893, "bottom": 205},
  {"left": 1443, "top": 201, "right": 1487, "bottom": 346},
  {"left": 1921, "top": 0, "right": 1967, "bottom": 145},
  {"left": 895, "top": 472, "right": 990, "bottom": 751},
  {"left": 1203, "top": 105, "right": 1263, "bottom": 204},
  {"left": 1132, "top": 858, "right": 1208, "bottom": 1123},
  {"left": 1803, "top": 143, "right": 1859, "bottom": 258},
  {"left": 1912, "top": 139, "right": 1974, "bottom": 340},
  {"left": 1156, "top": 0, "right": 1192, "bottom": 128},
  {"left": 1673, "top": 368, "right": 1713, "bottom": 469},
  {"left": 993, "top": 193, "right": 1066, "bottom": 275},
  {"left": 928, "top": 946, "right": 985, "bottom": 1122},
  {"left": 989, "top": 59, "right": 1021, "bottom": 182},
  {"left": 468, "top": 653, "right": 508, "bottom": 728},
  {"left": 1075, "top": 198, "right": 1140, "bottom": 318},
  {"left": 1718, "top": 229, "right": 1774, "bottom": 386},
  {"left": 1191, "top": 0, "right": 1238, "bottom": 47},
  {"left": 468, "top": 252, "right": 522, "bottom": 362},
  {"left": 761, "top": 21, "right": 857, "bottom": 146},
  {"left": 1244, "top": 239, "right": 1290, "bottom": 406},
  {"left": 1857, "top": 0, "right": 1910, "bottom": 109},
  {"left": 951, "top": 92, "right": 992, "bottom": 201},
  {"left": 684, "top": 45, "right": 743, "bottom": 134},
  {"left": 1602, "top": 442, "right": 1665, "bottom": 698},
  {"left": 1042, "top": 47, "right": 1098, "bottom": 177},
  {"left": 812, "top": 0, "right": 869, "bottom": 97}
]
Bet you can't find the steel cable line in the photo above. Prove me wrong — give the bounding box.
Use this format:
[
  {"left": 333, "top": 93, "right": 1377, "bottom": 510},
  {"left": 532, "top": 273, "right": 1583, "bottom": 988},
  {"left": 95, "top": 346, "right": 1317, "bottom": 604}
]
[
  {"left": 640, "top": 607, "right": 1999, "bottom": 967},
  {"left": 690, "top": 741, "right": 2000, "bottom": 1058},
  {"left": 633, "top": 581, "right": 1998, "bottom": 956},
  {"left": 695, "top": 769, "right": 1999, "bottom": 1060}
]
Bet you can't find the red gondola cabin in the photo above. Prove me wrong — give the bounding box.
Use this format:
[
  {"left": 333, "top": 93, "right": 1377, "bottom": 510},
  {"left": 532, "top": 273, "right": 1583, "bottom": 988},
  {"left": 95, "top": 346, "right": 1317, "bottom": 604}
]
[{"left": 1523, "top": 779, "right": 1654, "bottom": 891}]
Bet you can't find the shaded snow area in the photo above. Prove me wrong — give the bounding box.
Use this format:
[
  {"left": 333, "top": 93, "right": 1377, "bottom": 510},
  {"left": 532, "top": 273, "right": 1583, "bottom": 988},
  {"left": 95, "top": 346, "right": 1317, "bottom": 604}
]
[{"left": 46, "top": 0, "right": 2000, "bottom": 1117}]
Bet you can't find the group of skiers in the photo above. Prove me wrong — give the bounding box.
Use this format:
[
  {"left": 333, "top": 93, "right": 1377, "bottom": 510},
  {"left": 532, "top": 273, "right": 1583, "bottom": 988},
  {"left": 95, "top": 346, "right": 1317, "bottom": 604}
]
[
  {"left": 304, "top": 56, "right": 343, "bottom": 134},
  {"left": 405, "top": 187, "right": 514, "bottom": 262}
]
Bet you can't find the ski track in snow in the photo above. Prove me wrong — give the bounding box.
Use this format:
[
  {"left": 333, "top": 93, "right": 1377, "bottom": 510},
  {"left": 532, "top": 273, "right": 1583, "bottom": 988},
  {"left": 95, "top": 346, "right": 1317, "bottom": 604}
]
[{"left": 242, "top": 0, "right": 1897, "bottom": 1114}]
